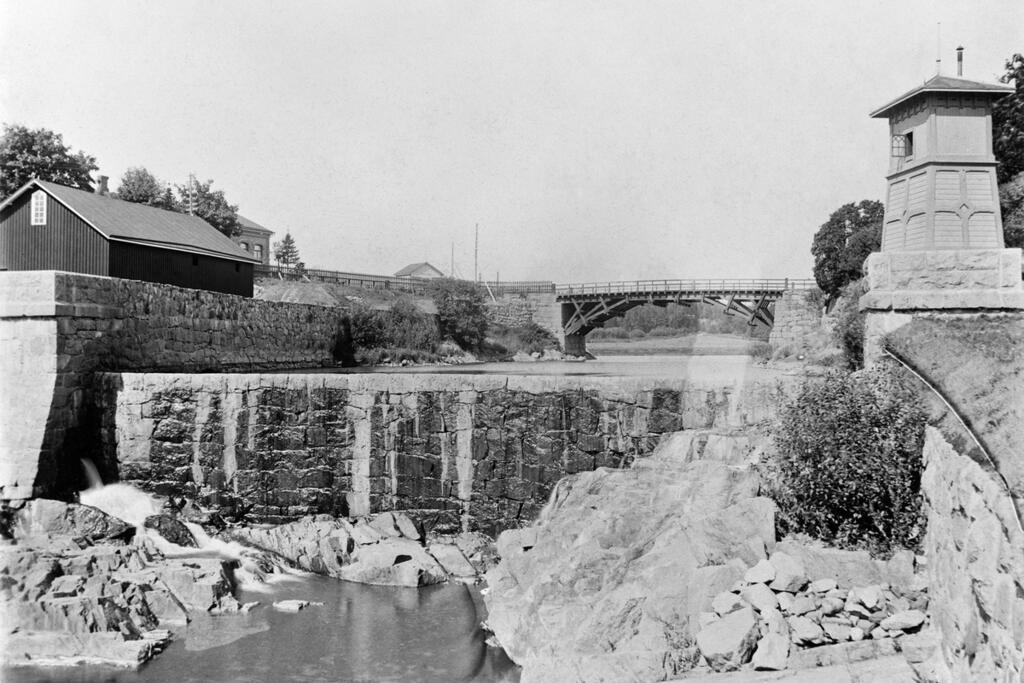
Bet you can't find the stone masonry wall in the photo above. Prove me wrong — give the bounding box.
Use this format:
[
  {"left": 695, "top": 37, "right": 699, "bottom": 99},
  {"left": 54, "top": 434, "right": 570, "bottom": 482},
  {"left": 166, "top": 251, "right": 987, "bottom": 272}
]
[
  {"left": 768, "top": 289, "right": 823, "bottom": 351},
  {"left": 0, "top": 270, "right": 348, "bottom": 501},
  {"left": 920, "top": 426, "right": 1024, "bottom": 681},
  {"left": 97, "top": 373, "right": 788, "bottom": 535}
]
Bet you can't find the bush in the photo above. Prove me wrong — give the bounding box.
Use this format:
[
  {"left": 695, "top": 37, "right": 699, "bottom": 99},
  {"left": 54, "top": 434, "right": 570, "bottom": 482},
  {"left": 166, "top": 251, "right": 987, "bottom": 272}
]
[
  {"left": 431, "top": 278, "right": 488, "bottom": 350},
  {"left": 487, "top": 321, "right": 558, "bottom": 355},
  {"left": 832, "top": 279, "right": 868, "bottom": 369},
  {"left": 589, "top": 327, "right": 629, "bottom": 340},
  {"left": 347, "top": 298, "right": 440, "bottom": 359},
  {"left": 767, "top": 365, "right": 927, "bottom": 556}
]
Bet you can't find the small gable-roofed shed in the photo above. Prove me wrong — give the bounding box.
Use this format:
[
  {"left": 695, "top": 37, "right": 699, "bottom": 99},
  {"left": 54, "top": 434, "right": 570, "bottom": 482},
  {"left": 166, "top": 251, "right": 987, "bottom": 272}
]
[
  {"left": 394, "top": 262, "right": 445, "bottom": 279},
  {"left": 0, "top": 179, "right": 258, "bottom": 296}
]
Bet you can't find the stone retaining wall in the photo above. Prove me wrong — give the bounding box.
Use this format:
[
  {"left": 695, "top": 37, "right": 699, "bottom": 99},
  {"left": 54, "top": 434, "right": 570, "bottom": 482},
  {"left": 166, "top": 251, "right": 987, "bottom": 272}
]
[
  {"left": 768, "top": 289, "right": 823, "bottom": 351},
  {"left": 96, "top": 373, "right": 788, "bottom": 534},
  {"left": 0, "top": 271, "right": 348, "bottom": 501},
  {"left": 920, "top": 427, "right": 1024, "bottom": 681}
]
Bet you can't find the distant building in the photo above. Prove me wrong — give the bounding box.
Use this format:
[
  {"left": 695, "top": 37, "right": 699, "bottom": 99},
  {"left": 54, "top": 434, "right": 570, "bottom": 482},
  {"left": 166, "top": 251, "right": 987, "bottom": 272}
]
[
  {"left": 233, "top": 215, "right": 274, "bottom": 265},
  {"left": 0, "top": 179, "right": 258, "bottom": 296},
  {"left": 394, "top": 262, "right": 445, "bottom": 279}
]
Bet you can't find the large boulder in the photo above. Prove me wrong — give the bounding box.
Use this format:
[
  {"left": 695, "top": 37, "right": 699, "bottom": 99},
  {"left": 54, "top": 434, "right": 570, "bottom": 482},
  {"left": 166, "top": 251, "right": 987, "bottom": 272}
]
[
  {"left": 696, "top": 606, "right": 760, "bottom": 671},
  {"left": 484, "top": 429, "right": 775, "bottom": 682},
  {"left": 143, "top": 515, "right": 198, "bottom": 548},
  {"left": 339, "top": 539, "right": 447, "bottom": 587},
  {"left": 14, "top": 499, "right": 134, "bottom": 545}
]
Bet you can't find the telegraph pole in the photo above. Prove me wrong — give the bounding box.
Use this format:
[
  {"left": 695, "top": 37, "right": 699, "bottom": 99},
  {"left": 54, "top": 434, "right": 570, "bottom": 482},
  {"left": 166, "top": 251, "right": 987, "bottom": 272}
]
[{"left": 474, "top": 223, "right": 479, "bottom": 282}]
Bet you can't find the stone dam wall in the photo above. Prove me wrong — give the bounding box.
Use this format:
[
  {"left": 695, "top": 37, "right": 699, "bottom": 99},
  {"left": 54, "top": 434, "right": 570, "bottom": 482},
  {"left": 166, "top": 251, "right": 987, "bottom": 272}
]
[
  {"left": 96, "top": 373, "right": 788, "bottom": 534},
  {"left": 768, "top": 289, "right": 823, "bottom": 351},
  {"left": 0, "top": 270, "right": 348, "bottom": 500}
]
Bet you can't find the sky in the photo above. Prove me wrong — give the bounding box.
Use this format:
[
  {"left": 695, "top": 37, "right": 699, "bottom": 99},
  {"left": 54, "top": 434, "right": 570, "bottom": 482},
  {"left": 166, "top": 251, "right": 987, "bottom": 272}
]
[{"left": 1, "top": 1, "right": 1021, "bottom": 282}]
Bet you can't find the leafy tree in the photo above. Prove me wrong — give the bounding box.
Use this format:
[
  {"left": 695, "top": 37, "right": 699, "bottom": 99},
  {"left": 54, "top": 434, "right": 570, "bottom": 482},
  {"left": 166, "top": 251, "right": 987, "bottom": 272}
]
[
  {"left": 431, "top": 278, "right": 488, "bottom": 350},
  {"left": 273, "top": 232, "right": 300, "bottom": 267},
  {"left": 0, "top": 124, "right": 97, "bottom": 198},
  {"left": 115, "top": 167, "right": 179, "bottom": 211},
  {"left": 176, "top": 178, "right": 240, "bottom": 237},
  {"left": 769, "top": 365, "right": 927, "bottom": 556},
  {"left": 1000, "top": 171, "right": 1024, "bottom": 249},
  {"left": 811, "top": 200, "right": 883, "bottom": 300},
  {"left": 993, "top": 53, "right": 1024, "bottom": 184}
]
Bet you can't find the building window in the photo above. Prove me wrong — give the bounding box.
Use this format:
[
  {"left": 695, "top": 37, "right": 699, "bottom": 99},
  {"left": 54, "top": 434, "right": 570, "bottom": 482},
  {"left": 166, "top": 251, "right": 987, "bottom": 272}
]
[
  {"left": 31, "top": 190, "right": 47, "bottom": 225},
  {"left": 254, "top": 244, "right": 263, "bottom": 262},
  {"left": 241, "top": 241, "right": 249, "bottom": 251},
  {"left": 892, "top": 132, "right": 915, "bottom": 158}
]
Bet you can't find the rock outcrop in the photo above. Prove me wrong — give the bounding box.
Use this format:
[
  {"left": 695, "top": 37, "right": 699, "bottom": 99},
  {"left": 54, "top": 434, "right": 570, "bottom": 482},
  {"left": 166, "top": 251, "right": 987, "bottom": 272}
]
[{"left": 483, "top": 428, "right": 930, "bottom": 682}]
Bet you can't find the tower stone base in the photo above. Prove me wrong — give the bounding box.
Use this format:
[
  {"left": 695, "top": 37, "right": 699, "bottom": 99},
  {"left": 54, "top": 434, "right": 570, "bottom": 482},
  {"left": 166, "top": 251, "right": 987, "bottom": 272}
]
[{"left": 859, "top": 248, "right": 1024, "bottom": 365}]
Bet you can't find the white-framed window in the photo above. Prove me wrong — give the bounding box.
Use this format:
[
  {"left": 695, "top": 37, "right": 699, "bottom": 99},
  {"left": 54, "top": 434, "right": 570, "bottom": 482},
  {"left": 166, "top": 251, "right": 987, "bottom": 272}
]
[
  {"left": 31, "top": 190, "right": 47, "bottom": 225},
  {"left": 241, "top": 241, "right": 249, "bottom": 251},
  {"left": 254, "top": 244, "right": 263, "bottom": 261}
]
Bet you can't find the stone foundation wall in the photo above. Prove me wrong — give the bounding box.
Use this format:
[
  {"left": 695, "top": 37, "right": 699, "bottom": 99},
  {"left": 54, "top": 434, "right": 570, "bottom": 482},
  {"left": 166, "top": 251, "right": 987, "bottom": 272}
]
[
  {"left": 0, "top": 271, "right": 348, "bottom": 500},
  {"left": 96, "top": 373, "right": 788, "bottom": 534},
  {"left": 920, "top": 426, "right": 1024, "bottom": 681},
  {"left": 768, "top": 289, "right": 823, "bottom": 350},
  {"left": 484, "top": 299, "right": 537, "bottom": 327}
]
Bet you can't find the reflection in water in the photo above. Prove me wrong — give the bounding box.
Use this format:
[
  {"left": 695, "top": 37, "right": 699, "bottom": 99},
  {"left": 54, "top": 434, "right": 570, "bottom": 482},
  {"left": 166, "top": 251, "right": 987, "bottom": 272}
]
[{"left": 7, "top": 575, "right": 517, "bottom": 683}]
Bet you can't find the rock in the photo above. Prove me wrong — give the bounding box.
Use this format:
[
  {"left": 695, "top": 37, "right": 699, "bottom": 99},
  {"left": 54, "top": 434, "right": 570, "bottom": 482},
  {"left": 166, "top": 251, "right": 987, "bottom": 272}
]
[
  {"left": 760, "top": 607, "right": 788, "bottom": 637},
  {"left": 787, "top": 615, "right": 824, "bottom": 645},
  {"left": 848, "top": 584, "right": 883, "bottom": 609},
  {"left": 787, "top": 638, "right": 898, "bottom": 669},
  {"left": 713, "top": 591, "right": 746, "bottom": 617},
  {"left": 879, "top": 609, "right": 925, "bottom": 632},
  {"left": 483, "top": 430, "right": 775, "bottom": 681},
  {"left": 696, "top": 607, "right": 760, "bottom": 672},
  {"left": 273, "top": 599, "right": 310, "bottom": 612},
  {"left": 339, "top": 538, "right": 447, "bottom": 587},
  {"left": 49, "top": 574, "right": 85, "bottom": 598},
  {"left": 789, "top": 595, "right": 817, "bottom": 616},
  {"left": 824, "top": 587, "right": 848, "bottom": 600},
  {"left": 899, "top": 627, "right": 940, "bottom": 663},
  {"left": 822, "top": 621, "right": 851, "bottom": 642},
  {"left": 776, "top": 592, "right": 795, "bottom": 613},
  {"left": 751, "top": 632, "right": 790, "bottom": 671},
  {"left": 367, "top": 512, "right": 404, "bottom": 539},
  {"left": 143, "top": 515, "right": 198, "bottom": 547},
  {"left": 392, "top": 513, "right": 422, "bottom": 541},
  {"left": 495, "top": 527, "right": 537, "bottom": 559},
  {"left": 768, "top": 552, "right": 807, "bottom": 592},
  {"left": 426, "top": 543, "right": 477, "bottom": 579},
  {"left": 850, "top": 626, "right": 865, "bottom": 641},
  {"left": 773, "top": 540, "right": 914, "bottom": 589},
  {"left": 14, "top": 499, "right": 134, "bottom": 545},
  {"left": 743, "top": 559, "right": 776, "bottom": 584},
  {"left": 870, "top": 626, "right": 890, "bottom": 639},
  {"left": 227, "top": 516, "right": 355, "bottom": 576},
  {"left": 454, "top": 531, "right": 499, "bottom": 574},
  {"left": 808, "top": 578, "right": 838, "bottom": 593},
  {"left": 819, "top": 596, "right": 845, "bottom": 616},
  {"left": 739, "top": 583, "right": 778, "bottom": 613},
  {"left": 349, "top": 520, "right": 383, "bottom": 545}
]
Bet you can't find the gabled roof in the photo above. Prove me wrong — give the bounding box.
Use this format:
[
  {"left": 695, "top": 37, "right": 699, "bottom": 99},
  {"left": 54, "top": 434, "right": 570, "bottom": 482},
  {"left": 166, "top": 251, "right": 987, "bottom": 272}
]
[
  {"left": 0, "top": 179, "right": 258, "bottom": 262},
  {"left": 237, "top": 214, "right": 274, "bottom": 235},
  {"left": 870, "top": 74, "right": 1014, "bottom": 118},
  {"left": 394, "top": 261, "right": 445, "bottom": 277}
]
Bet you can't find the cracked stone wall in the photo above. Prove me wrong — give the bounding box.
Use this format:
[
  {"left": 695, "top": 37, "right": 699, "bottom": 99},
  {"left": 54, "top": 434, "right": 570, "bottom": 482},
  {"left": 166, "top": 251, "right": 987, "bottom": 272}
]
[
  {"left": 0, "top": 270, "right": 347, "bottom": 501},
  {"left": 97, "top": 373, "right": 787, "bottom": 534},
  {"left": 768, "top": 289, "right": 824, "bottom": 351}
]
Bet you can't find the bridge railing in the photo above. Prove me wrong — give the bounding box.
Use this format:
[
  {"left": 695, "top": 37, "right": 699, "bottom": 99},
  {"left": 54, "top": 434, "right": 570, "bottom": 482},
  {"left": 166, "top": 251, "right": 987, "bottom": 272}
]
[{"left": 555, "top": 278, "right": 818, "bottom": 296}]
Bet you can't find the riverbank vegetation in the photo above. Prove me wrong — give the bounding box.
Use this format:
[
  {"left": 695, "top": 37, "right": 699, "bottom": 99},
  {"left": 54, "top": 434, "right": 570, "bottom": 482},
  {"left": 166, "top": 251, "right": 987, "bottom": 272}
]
[{"left": 766, "top": 364, "right": 927, "bottom": 557}]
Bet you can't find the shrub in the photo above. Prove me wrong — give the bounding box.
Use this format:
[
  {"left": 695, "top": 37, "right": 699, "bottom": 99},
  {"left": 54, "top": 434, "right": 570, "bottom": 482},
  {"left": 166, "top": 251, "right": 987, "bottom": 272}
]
[
  {"left": 487, "top": 321, "right": 558, "bottom": 355},
  {"left": 431, "top": 278, "right": 488, "bottom": 350},
  {"left": 589, "top": 327, "right": 629, "bottom": 340},
  {"left": 628, "top": 329, "right": 646, "bottom": 339},
  {"left": 768, "top": 365, "right": 927, "bottom": 556},
  {"left": 831, "top": 279, "right": 868, "bottom": 369},
  {"left": 750, "top": 341, "right": 772, "bottom": 361},
  {"left": 347, "top": 298, "right": 440, "bottom": 359}
]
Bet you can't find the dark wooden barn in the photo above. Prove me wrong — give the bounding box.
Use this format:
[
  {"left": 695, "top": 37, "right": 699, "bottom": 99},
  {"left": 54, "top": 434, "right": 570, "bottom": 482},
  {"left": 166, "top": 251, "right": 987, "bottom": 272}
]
[{"left": 0, "top": 179, "right": 258, "bottom": 296}]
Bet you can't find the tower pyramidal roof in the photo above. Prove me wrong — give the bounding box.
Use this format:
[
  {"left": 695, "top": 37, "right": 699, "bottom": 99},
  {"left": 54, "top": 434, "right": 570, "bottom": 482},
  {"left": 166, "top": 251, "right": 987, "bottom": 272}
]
[{"left": 870, "top": 73, "right": 1013, "bottom": 119}]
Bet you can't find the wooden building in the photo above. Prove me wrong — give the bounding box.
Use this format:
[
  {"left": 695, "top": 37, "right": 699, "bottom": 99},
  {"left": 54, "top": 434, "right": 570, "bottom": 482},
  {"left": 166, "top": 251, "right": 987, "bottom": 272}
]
[
  {"left": 0, "top": 179, "right": 258, "bottom": 296},
  {"left": 394, "top": 262, "right": 445, "bottom": 279}
]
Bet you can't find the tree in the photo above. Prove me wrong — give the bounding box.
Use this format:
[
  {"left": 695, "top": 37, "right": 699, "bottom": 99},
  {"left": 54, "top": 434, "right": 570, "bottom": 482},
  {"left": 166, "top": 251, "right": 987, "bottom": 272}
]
[
  {"left": 993, "top": 53, "right": 1024, "bottom": 184},
  {"left": 430, "top": 278, "right": 488, "bottom": 350},
  {"left": 811, "top": 200, "right": 883, "bottom": 300},
  {"left": 273, "top": 232, "right": 300, "bottom": 267},
  {"left": 1000, "top": 170, "right": 1024, "bottom": 249},
  {"left": 115, "top": 167, "right": 179, "bottom": 211},
  {"left": 175, "top": 178, "right": 240, "bottom": 237},
  {"left": 0, "top": 124, "right": 97, "bottom": 199}
]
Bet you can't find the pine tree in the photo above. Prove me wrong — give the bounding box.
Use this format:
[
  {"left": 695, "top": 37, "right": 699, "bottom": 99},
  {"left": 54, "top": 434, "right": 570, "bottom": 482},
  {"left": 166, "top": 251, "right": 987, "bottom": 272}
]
[{"left": 273, "top": 232, "right": 300, "bottom": 268}]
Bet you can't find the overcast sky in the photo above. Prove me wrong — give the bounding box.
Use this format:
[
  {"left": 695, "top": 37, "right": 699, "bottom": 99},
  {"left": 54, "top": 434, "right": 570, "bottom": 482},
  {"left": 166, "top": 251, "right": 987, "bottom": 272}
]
[{"left": 1, "top": 1, "right": 1020, "bottom": 281}]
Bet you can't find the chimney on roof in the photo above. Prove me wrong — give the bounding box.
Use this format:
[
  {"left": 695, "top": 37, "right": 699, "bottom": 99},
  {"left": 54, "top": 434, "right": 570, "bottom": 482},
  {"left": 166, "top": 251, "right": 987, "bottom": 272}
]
[
  {"left": 97, "top": 175, "right": 109, "bottom": 196},
  {"left": 956, "top": 46, "right": 964, "bottom": 76}
]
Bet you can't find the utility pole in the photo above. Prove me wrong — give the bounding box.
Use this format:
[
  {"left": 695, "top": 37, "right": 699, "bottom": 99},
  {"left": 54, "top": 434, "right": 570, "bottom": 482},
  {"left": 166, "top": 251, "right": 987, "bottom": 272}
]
[
  {"left": 474, "top": 223, "right": 479, "bottom": 282},
  {"left": 187, "top": 173, "right": 197, "bottom": 215},
  {"left": 450, "top": 242, "right": 454, "bottom": 278}
]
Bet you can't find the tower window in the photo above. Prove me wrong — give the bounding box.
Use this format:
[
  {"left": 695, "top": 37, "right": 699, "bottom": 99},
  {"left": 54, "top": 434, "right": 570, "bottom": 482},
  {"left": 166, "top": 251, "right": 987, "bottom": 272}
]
[
  {"left": 891, "top": 132, "right": 915, "bottom": 158},
  {"left": 30, "top": 190, "right": 47, "bottom": 225}
]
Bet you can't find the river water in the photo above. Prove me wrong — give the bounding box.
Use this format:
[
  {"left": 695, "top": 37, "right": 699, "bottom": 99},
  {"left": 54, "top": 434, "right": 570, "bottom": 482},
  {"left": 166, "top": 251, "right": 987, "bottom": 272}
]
[{"left": 8, "top": 576, "right": 515, "bottom": 683}]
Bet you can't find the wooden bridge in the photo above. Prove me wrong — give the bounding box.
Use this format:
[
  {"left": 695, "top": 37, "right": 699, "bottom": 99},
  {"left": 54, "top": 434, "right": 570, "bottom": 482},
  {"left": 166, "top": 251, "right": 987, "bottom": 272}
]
[{"left": 553, "top": 278, "right": 817, "bottom": 354}]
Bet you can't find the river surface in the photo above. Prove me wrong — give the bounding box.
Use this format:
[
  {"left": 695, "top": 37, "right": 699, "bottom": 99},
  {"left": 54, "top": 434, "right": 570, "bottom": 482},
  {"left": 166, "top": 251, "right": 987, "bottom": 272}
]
[{"left": 8, "top": 574, "right": 516, "bottom": 683}]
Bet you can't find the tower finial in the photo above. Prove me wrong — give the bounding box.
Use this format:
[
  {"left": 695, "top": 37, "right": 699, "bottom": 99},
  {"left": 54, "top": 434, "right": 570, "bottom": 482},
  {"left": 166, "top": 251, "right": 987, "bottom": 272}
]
[{"left": 935, "top": 22, "right": 942, "bottom": 75}]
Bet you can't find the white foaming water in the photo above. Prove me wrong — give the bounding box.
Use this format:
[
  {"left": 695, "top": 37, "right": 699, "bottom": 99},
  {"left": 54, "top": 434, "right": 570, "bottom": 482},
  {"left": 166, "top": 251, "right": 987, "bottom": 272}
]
[{"left": 77, "top": 459, "right": 294, "bottom": 589}]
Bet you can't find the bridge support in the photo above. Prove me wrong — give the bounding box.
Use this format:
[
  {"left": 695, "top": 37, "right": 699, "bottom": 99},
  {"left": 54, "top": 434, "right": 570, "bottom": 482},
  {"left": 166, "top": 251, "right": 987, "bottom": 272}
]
[{"left": 562, "top": 332, "right": 588, "bottom": 357}]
